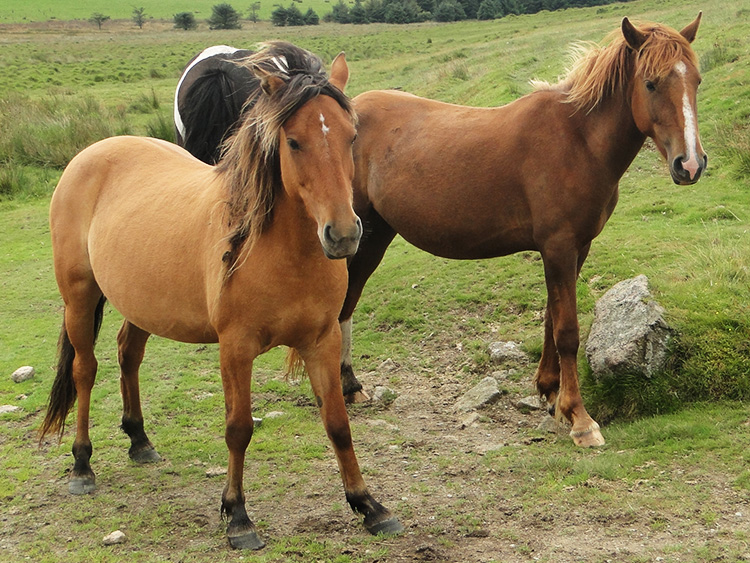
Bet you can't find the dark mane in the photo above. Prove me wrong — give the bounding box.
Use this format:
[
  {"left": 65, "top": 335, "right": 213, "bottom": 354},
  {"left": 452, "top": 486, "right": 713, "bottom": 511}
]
[
  {"left": 215, "top": 42, "right": 355, "bottom": 275},
  {"left": 534, "top": 21, "right": 697, "bottom": 113}
]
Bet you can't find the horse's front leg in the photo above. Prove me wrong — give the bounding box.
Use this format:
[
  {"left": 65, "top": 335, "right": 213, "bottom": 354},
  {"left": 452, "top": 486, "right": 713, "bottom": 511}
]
[
  {"left": 218, "top": 340, "right": 264, "bottom": 550},
  {"left": 534, "top": 243, "right": 591, "bottom": 416},
  {"left": 541, "top": 243, "right": 604, "bottom": 447},
  {"left": 299, "top": 327, "right": 403, "bottom": 536}
]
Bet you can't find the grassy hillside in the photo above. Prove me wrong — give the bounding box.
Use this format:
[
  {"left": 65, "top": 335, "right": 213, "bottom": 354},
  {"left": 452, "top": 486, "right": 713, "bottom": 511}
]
[{"left": 1, "top": 1, "right": 750, "bottom": 560}]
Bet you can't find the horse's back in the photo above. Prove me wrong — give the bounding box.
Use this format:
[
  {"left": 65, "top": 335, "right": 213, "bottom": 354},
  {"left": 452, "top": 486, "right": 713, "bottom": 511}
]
[{"left": 51, "top": 136, "right": 223, "bottom": 342}]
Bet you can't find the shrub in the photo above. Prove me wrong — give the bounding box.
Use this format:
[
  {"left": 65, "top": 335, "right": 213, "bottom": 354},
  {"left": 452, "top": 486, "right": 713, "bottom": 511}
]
[
  {"left": 434, "top": 0, "right": 466, "bottom": 21},
  {"left": 304, "top": 7, "right": 320, "bottom": 24},
  {"left": 207, "top": 3, "right": 242, "bottom": 29},
  {"left": 174, "top": 12, "right": 197, "bottom": 29}
]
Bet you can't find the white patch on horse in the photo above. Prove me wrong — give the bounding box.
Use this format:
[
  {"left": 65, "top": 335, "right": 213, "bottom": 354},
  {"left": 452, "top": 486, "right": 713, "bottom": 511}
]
[
  {"left": 320, "top": 113, "right": 330, "bottom": 137},
  {"left": 271, "top": 55, "right": 288, "bottom": 74},
  {"left": 174, "top": 45, "right": 240, "bottom": 140},
  {"left": 675, "top": 61, "right": 701, "bottom": 179},
  {"left": 340, "top": 318, "right": 353, "bottom": 368}
]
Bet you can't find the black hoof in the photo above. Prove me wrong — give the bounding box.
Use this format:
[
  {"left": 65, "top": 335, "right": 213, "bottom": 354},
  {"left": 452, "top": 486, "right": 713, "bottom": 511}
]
[
  {"left": 228, "top": 530, "right": 266, "bottom": 550},
  {"left": 366, "top": 516, "right": 404, "bottom": 536},
  {"left": 69, "top": 475, "right": 96, "bottom": 495},
  {"left": 130, "top": 447, "right": 161, "bottom": 464}
]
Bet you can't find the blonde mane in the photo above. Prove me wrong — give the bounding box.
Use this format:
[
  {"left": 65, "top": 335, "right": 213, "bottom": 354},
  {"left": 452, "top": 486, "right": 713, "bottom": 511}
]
[
  {"left": 534, "top": 21, "right": 697, "bottom": 113},
  {"left": 215, "top": 42, "right": 355, "bottom": 276}
]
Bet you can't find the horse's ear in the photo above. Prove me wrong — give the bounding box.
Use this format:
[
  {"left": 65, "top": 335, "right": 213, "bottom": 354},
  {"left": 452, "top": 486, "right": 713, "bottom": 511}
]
[
  {"left": 329, "top": 52, "right": 349, "bottom": 92},
  {"left": 622, "top": 17, "right": 648, "bottom": 51},
  {"left": 679, "top": 12, "right": 702, "bottom": 43},
  {"left": 252, "top": 65, "right": 285, "bottom": 97}
]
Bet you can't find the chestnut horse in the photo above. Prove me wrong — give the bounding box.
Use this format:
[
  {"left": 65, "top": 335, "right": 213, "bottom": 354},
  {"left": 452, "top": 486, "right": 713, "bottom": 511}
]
[
  {"left": 40, "top": 43, "right": 402, "bottom": 550},
  {"left": 340, "top": 14, "right": 706, "bottom": 447}
]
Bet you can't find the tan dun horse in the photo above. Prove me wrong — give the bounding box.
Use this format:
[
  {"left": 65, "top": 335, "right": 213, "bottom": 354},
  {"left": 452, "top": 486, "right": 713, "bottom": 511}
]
[
  {"left": 40, "top": 43, "right": 402, "bottom": 550},
  {"left": 339, "top": 15, "right": 707, "bottom": 446}
]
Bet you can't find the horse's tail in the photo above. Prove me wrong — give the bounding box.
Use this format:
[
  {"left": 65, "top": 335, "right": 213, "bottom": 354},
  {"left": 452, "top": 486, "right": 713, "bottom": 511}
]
[
  {"left": 39, "top": 296, "right": 107, "bottom": 442},
  {"left": 181, "top": 67, "right": 256, "bottom": 164},
  {"left": 284, "top": 347, "right": 307, "bottom": 381}
]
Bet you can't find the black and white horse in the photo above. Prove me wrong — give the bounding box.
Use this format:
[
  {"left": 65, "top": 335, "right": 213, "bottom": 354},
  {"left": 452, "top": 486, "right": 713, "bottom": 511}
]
[{"left": 174, "top": 45, "right": 254, "bottom": 164}]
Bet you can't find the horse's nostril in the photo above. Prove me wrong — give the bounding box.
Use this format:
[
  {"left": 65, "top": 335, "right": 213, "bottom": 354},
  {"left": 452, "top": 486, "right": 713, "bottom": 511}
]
[{"left": 672, "top": 156, "right": 685, "bottom": 173}]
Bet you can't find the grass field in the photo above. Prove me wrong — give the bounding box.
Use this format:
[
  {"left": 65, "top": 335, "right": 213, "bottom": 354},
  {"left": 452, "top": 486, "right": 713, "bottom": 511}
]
[{"left": 2, "top": 0, "right": 750, "bottom": 561}]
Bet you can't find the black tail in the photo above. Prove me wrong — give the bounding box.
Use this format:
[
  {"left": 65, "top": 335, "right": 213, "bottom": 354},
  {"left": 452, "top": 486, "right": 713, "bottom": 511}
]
[
  {"left": 181, "top": 66, "right": 258, "bottom": 164},
  {"left": 39, "top": 296, "right": 107, "bottom": 442}
]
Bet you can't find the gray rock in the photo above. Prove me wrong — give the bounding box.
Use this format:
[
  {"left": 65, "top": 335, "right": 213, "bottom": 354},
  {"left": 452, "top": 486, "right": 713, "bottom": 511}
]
[
  {"left": 102, "top": 530, "right": 126, "bottom": 545},
  {"left": 516, "top": 395, "right": 543, "bottom": 411},
  {"left": 488, "top": 341, "right": 528, "bottom": 364},
  {"left": 11, "top": 366, "right": 35, "bottom": 383},
  {"left": 206, "top": 467, "right": 227, "bottom": 478},
  {"left": 585, "top": 275, "right": 673, "bottom": 381},
  {"left": 0, "top": 405, "right": 21, "bottom": 415},
  {"left": 372, "top": 386, "right": 398, "bottom": 403},
  {"left": 475, "top": 442, "right": 505, "bottom": 455},
  {"left": 379, "top": 358, "right": 398, "bottom": 372},
  {"left": 454, "top": 377, "right": 502, "bottom": 412},
  {"left": 537, "top": 416, "right": 569, "bottom": 435},
  {"left": 264, "top": 411, "right": 285, "bottom": 419},
  {"left": 459, "top": 412, "right": 481, "bottom": 429}
]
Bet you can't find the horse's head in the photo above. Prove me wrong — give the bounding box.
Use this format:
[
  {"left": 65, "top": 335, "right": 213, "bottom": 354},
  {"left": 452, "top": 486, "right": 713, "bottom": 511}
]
[
  {"left": 624, "top": 13, "right": 707, "bottom": 185},
  {"left": 253, "top": 54, "right": 361, "bottom": 259}
]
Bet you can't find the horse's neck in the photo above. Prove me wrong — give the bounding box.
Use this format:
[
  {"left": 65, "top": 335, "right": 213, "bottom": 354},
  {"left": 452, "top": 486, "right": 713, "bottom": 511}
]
[
  {"left": 578, "top": 88, "right": 647, "bottom": 180},
  {"left": 265, "top": 189, "right": 323, "bottom": 259}
]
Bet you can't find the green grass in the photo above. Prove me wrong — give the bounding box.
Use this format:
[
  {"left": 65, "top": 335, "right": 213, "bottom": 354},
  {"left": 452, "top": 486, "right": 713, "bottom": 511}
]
[{"left": 2, "top": 0, "right": 750, "bottom": 560}]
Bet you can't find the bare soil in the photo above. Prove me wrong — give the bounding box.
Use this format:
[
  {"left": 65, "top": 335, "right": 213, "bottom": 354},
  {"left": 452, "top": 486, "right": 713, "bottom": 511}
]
[{"left": 3, "top": 342, "right": 748, "bottom": 563}]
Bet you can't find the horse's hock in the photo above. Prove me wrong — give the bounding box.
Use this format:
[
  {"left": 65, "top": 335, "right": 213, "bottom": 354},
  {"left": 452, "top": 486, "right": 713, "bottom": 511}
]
[{"left": 585, "top": 275, "right": 673, "bottom": 381}]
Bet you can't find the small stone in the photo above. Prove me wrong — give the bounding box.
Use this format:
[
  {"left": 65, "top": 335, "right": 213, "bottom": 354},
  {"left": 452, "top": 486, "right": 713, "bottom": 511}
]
[
  {"left": 206, "top": 467, "right": 227, "bottom": 478},
  {"left": 264, "top": 411, "right": 285, "bottom": 419},
  {"left": 11, "top": 366, "right": 35, "bottom": 383},
  {"left": 372, "top": 386, "right": 397, "bottom": 403},
  {"left": 488, "top": 341, "right": 528, "bottom": 364},
  {"left": 102, "top": 530, "right": 126, "bottom": 545},
  {"left": 537, "top": 416, "right": 569, "bottom": 435},
  {"left": 454, "top": 377, "right": 503, "bottom": 412},
  {"left": 0, "top": 405, "right": 21, "bottom": 415},
  {"left": 460, "top": 412, "right": 481, "bottom": 429},
  {"left": 379, "top": 358, "right": 397, "bottom": 372},
  {"left": 476, "top": 442, "right": 505, "bottom": 455},
  {"left": 516, "top": 395, "right": 543, "bottom": 411}
]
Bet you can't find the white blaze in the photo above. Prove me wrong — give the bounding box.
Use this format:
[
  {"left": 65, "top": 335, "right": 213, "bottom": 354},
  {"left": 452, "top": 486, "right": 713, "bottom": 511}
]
[
  {"left": 319, "top": 113, "right": 330, "bottom": 137},
  {"left": 675, "top": 61, "right": 701, "bottom": 179}
]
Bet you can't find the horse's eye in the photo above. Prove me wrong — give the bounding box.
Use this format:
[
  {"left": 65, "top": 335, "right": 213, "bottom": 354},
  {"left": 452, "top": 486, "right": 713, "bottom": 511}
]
[
  {"left": 287, "top": 139, "right": 301, "bottom": 151},
  {"left": 645, "top": 80, "right": 656, "bottom": 92},
  {"left": 351, "top": 133, "right": 358, "bottom": 145}
]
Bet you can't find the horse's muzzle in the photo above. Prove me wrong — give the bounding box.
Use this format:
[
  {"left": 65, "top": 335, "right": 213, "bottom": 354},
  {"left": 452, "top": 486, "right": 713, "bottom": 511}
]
[
  {"left": 321, "top": 217, "right": 362, "bottom": 259},
  {"left": 670, "top": 153, "right": 708, "bottom": 185}
]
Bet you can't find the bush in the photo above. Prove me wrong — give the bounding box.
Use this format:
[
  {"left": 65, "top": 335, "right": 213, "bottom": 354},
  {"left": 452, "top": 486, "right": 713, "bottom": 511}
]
[
  {"left": 207, "top": 3, "right": 242, "bottom": 29},
  {"left": 174, "top": 12, "right": 197, "bottom": 29},
  {"left": 304, "top": 7, "right": 320, "bottom": 24}
]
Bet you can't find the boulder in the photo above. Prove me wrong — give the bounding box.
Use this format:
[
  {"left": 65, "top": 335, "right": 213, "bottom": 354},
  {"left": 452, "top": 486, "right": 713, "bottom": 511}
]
[
  {"left": 585, "top": 275, "right": 673, "bottom": 381},
  {"left": 488, "top": 341, "right": 528, "bottom": 364},
  {"left": 11, "top": 366, "right": 35, "bottom": 383}
]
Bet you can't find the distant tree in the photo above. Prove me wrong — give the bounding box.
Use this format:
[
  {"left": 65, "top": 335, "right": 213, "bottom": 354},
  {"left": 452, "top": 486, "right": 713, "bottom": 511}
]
[
  {"left": 458, "top": 0, "right": 479, "bottom": 18},
  {"left": 271, "top": 5, "right": 289, "bottom": 25},
  {"left": 132, "top": 7, "right": 147, "bottom": 28},
  {"left": 477, "top": 0, "right": 499, "bottom": 19},
  {"left": 415, "top": 0, "right": 435, "bottom": 13},
  {"left": 434, "top": 0, "right": 465, "bottom": 20},
  {"left": 286, "top": 4, "right": 306, "bottom": 25},
  {"left": 350, "top": 0, "right": 368, "bottom": 23},
  {"left": 88, "top": 12, "right": 110, "bottom": 29},
  {"left": 364, "top": 0, "right": 386, "bottom": 22},
  {"left": 329, "top": 0, "right": 351, "bottom": 23},
  {"left": 499, "top": 0, "right": 520, "bottom": 14},
  {"left": 174, "top": 12, "right": 197, "bottom": 29},
  {"left": 384, "top": 1, "right": 407, "bottom": 23},
  {"left": 248, "top": 2, "right": 261, "bottom": 22},
  {"left": 303, "top": 7, "right": 320, "bottom": 24},
  {"left": 208, "top": 3, "right": 242, "bottom": 29}
]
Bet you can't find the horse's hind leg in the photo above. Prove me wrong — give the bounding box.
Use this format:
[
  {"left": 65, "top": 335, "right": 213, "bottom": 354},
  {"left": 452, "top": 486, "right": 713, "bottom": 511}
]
[
  {"left": 299, "top": 331, "right": 403, "bottom": 536},
  {"left": 117, "top": 321, "right": 161, "bottom": 464},
  {"left": 64, "top": 291, "right": 106, "bottom": 495}
]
